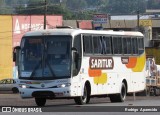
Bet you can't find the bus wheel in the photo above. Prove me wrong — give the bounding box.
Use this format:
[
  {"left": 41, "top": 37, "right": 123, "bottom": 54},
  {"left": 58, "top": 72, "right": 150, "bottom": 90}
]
[
  {"left": 74, "top": 85, "right": 90, "bottom": 105},
  {"left": 109, "top": 82, "right": 126, "bottom": 102},
  {"left": 35, "top": 98, "right": 46, "bottom": 106}
]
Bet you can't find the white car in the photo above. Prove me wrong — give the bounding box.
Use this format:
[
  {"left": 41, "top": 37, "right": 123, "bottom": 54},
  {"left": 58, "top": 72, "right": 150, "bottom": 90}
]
[{"left": 0, "top": 78, "right": 19, "bottom": 93}]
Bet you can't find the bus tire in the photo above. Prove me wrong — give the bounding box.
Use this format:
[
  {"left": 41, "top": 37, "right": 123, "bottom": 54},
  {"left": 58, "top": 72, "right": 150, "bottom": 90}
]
[
  {"left": 74, "top": 85, "right": 90, "bottom": 105},
  {"left": 12, "top": 87, "right": 19, "bottom": 93},
  {"left": 109, "top": 82, "right": 126, "bottom": 102},
  {"left": 35, "top": 98, "right": 46, "bottom": 107}
]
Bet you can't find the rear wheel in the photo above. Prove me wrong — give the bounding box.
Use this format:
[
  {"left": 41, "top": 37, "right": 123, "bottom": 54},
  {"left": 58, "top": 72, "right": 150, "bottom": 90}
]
[
  {"left": 110, "top": 82, "right": 126, "bottom": 102},
  {"left": 74, "top": 85, "right": 90, "bottom": 105},
  {"left": 35, "top": 98, "right": 46, "bottom": 106}
]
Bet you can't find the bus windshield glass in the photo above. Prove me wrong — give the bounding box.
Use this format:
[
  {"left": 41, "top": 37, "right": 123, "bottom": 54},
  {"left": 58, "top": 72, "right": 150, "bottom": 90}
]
[{"left": 19, "top": 36, "right": 71, "bottom": 80}]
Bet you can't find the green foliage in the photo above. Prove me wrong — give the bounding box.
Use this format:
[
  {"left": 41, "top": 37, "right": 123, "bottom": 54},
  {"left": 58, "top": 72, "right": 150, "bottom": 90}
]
[
  {"left": 147, "top": 0, "right": 160, "bottom": 9},
  {"left": 0, "top": 0, "right": 160, "bottom": 18},
  {"left": 105, "top": 0, "right": 146, "bottom": 14},
  {"left": 0, "top": 0, "right": 13, "bottom": 14}
]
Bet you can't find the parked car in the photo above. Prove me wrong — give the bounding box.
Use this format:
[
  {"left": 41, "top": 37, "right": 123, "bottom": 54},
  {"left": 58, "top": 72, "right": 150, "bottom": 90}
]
[{"left": 0, "top": 78, "right": 19, "bottom": 93}]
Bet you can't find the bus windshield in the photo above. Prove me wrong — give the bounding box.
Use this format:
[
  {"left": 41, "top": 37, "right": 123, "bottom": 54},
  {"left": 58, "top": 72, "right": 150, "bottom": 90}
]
[{"left": 19, "top": 36, "right": 71, "bottom": 80}]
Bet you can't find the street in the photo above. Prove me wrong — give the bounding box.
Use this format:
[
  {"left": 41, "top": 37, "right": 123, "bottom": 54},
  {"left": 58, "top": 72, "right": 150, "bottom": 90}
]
[
  {"left": 0, "top": 93, "right": 160, "bottom": 115},
  {"left": 0, "top": 93, "right": 160, "bottom": 110}
]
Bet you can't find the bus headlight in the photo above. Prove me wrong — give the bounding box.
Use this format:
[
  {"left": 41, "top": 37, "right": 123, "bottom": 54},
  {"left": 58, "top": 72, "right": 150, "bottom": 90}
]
[
  {"left": 19, "top": 84, "right": 29, "bottom": 88},
  {"left": 57, "top": 83, "right": 71, "bottom": 88}
]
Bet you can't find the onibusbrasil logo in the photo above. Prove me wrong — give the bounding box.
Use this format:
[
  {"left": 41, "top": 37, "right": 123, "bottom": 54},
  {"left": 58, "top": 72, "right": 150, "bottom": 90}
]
[{"left": 1, "top": 107, "right": 42, "bottom": 112}]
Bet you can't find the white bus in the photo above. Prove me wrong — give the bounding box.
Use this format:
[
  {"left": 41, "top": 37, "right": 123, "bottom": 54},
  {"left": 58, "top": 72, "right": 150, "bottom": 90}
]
[{"left": 13, "top": 28, "right": 146, "bottom": 106}]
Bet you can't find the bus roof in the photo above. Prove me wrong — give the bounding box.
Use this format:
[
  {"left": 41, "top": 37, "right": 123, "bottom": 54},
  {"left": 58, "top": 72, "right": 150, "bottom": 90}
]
[{"left": 23, "top": 29, "right": 144, "bottom": 37}]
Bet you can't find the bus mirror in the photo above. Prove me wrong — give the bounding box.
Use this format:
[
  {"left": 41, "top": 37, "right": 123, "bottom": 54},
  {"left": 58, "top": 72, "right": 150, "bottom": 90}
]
[
  {"left": 13, "top": 46, "right": 21, "bottom": 62},
  {"left": 71, "top": 47, "right": 77, "bottom": 52},
  {"left": 72, "top": 47, "right": 79, "bottom": 76},
  {"left": 71, "top": 47, "right": 79, "bottom": 61}
]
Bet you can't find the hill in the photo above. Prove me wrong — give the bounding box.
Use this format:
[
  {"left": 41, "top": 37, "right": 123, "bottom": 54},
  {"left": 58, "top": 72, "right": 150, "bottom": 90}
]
[{"left": 0, "top": 0, "right": 160, "bottom": 19}]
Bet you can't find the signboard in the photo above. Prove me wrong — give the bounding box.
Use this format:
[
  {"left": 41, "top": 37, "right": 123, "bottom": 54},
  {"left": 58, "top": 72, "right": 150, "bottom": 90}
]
[
  {"left": 12, "top": 15, "right": 63, "bottom": 47},
  {"left": 93, "top": 14, "right": 108, "bottom": 24},
  {"left": 139, "top": 20, "right": 152, "bottom": 27}
]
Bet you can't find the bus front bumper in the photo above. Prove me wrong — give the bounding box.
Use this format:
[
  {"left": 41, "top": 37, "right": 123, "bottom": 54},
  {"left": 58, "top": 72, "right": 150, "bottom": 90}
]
[{"left": 19, "top": 87, "right": 74, "bottom": 99}]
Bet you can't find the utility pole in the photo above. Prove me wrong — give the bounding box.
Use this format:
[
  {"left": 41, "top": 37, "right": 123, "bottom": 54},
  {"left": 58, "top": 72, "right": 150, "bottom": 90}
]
[
  {"left": 137, "top": 10, "right": 140, "bottom": 31},
  {"left": 44, "top": 0, "right": 47, "bottom": 29}
]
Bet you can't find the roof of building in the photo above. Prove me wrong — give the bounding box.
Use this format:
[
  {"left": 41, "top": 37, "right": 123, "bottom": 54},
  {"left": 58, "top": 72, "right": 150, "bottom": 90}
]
[{"left": 111, "top": 15, "right": 151, "bottom": 20}]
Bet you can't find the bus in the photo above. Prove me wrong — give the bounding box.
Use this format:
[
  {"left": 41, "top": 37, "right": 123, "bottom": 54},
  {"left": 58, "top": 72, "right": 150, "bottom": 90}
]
[{"left": 13, "top": 28, "right": 146, "bottom": 106}]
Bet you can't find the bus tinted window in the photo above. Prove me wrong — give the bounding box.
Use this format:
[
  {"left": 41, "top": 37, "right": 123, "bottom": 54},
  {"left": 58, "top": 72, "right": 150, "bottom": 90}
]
[
  {"left": 93, "top": 36, "right": 112, "bottom": 55},
  {"left": 74, "top": 35, "right": 82, "bottom": 56},
  {"left": 113, "top": 37, "right": 122, "bottom": 54},
  {"left": 83, "top": 35, "right": 93, "bottom": 54},
  {"left": 93, "top": 36, "right": 102, "bottom": 54},
  {"left": 123, "top": 38, "right": 127, "bottom": 54},
  {"left": 132, "top": 38, "right": 138, "bottom": 54},
  {"left": 123, "top": 37, "right": 132, "bottom": 54},
  {"left": 104, "top": 36, "right": 112, "bottom": 54},
  {"left": 138, "top": 38, "right": 144, "bottom": 55}
]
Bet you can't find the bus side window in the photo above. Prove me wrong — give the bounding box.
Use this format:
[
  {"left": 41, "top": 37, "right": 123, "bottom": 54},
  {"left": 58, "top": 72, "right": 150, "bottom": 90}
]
[
  {"left": 138, "top": 38, "right": 144, "bottom": 55},
  {"left": 132, "top": 38, "right": 138, "bottom": 55},
  {"left": 127, "top": 38, "right": 132, "bottom": 54},
  {"left": 123, "top": 38, "right": 127, "bottom": 54},
  {"left": 123, "top": 37, "right": 131, "bottom": 55},
  {"left": 74, "top": 35, "right": 82, "bottom": 57},
  {"left": 104, "top": 36, "right": 112, "bottom": 54},
  {"left": 83, "top": 35, "right": 93, "bottom": 54},
  {"left": 113, "top": 37, "right": 122, "bottom": 54},
  {"left": 74, "top": 35, "right": 82, "bottom": 74},
  {"left": 93, "top": 36, "right": 102, "bottom": 54}
]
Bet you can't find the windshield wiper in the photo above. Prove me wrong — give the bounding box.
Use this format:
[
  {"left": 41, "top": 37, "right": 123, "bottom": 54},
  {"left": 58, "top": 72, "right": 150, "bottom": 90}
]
[
  {"left": 45, "top": 58, "right": 56, "bottom": 78},
  {"left": 29, "top": 59, "right": 42, "bottom": 79}
]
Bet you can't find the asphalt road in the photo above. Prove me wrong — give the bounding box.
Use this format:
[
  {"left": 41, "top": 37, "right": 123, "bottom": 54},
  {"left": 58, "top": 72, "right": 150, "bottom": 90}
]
[
  {"left": 0, "top": 93, "right": 160, "bottom": 115},
  {"left": 0, "top": 93, "right": 160, "bottom": 106}
]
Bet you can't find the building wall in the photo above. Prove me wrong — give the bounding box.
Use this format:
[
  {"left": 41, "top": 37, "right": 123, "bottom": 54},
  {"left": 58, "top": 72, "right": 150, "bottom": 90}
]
[{"left": 0, "top": 15, "right": 13, "bottom": 80}]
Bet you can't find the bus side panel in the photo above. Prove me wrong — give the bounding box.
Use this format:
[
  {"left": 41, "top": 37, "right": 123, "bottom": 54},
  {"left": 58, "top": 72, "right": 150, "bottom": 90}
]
[
  {"left": 130, "top": 72, "right": 146, "bottom": 92},
  {"left": 80, "top": 56, "right": 146, "bottom": 95}
]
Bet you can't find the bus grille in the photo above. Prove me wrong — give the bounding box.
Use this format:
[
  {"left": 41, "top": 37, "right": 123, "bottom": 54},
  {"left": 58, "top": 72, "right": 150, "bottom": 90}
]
[{"left": 32, "top": 91, "right": 55, "bottom": 98}]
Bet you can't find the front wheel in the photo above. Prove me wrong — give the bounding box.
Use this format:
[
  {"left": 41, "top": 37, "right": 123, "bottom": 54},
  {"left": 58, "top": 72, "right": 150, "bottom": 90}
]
[
  {"left": 74, "top": 85, "right": 90, "bottom": 105},
  {"left": 110, "top": 82, "right": 126, "bottom": 102},
  {"left": 35, "top": 98, "right": 46, "bottom": 106}
]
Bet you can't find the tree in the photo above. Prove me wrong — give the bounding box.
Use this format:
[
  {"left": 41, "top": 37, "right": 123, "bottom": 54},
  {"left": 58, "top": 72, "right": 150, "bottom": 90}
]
[
  {"left": 15, "top": 0, "right": 46, "bottom": 14},
  {"left": 147, "top": 0, "right": 160, "bottom": 9},
  {"left": 105, "top": 0, "right": 146, "bottom": 15},
  {"left": 66, "top": 0, "right": 87, "bottom": 10},
  {"left": 15, "top": 0, "right": 73, "bottom": 19},
  {"left": 0, "top": 0, "right": 14, "bottom": 14}
]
